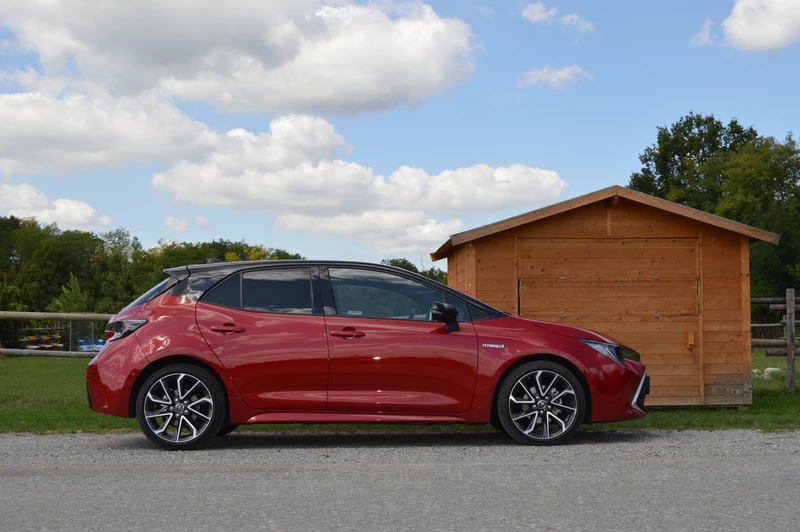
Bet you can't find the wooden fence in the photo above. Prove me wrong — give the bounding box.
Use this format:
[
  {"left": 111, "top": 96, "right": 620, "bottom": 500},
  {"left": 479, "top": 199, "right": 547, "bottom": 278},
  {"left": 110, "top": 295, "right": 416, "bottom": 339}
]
[
  {"left": 0, "top": 311, "right": 113, "bottom": 358},
  {"left": 751, "top": 289, "right": 797, "bottom": 392},
  {"left": 1, "top": 299, "right": 799, "bottom": 393}
]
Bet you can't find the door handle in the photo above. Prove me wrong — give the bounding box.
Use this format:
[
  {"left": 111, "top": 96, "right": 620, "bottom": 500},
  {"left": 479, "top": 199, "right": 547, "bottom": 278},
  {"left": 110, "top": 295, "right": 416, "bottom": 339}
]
[
  {"left": 330, "top": 328, "right": 366, "bottom": 339},
  {"left": 210, "top": 323, "right": 246, "bottom": 334}
]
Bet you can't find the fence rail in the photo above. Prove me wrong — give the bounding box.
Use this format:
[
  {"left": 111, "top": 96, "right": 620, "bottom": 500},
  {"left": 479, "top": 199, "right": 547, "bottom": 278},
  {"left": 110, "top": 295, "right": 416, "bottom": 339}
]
[
  {"left": 752, "top": 288, "right": 796, "bottom": 392},
  {"left": 0, "top": 311, "right": 112, "bottom": 359}
]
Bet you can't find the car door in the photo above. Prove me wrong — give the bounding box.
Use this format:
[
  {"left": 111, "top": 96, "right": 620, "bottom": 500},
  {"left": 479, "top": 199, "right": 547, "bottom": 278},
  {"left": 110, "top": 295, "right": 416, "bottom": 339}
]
[
  {"left": 323, "top": 266, "right": 478, "bottom": 414},
  {"left": 196, "top": 266, "right": 329, "bottom": 412}
]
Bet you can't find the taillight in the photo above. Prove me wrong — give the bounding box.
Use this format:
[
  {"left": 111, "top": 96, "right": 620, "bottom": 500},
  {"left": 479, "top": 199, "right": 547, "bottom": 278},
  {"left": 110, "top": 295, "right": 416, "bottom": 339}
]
[{"left": 104, "top": 320, "right": 148, "bottom": 342}]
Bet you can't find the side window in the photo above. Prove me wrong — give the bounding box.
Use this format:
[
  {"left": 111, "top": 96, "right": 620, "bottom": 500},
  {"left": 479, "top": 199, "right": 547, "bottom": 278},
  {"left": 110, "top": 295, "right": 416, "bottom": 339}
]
[
  {"left": 469, "top": 304, "right": 492, "bottom": 321},
  {"left": 202, "top": 274, "right": 242, "bottom": 309},
  {"left": 329, "top": 268, "right": 445, "bottom": 321},
  {"left": 242, "top": 268, "right": 313, "bottom": 315}
]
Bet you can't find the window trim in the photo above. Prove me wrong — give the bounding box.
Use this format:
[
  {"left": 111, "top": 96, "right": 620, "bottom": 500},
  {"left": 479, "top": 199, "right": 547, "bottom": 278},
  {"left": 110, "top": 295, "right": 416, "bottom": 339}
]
[
  {"left": 322, "top": 266, "right": 473, "bottom": 323},
  {"left": 200, "top": 266, "right": 323, "bottom": 316}
]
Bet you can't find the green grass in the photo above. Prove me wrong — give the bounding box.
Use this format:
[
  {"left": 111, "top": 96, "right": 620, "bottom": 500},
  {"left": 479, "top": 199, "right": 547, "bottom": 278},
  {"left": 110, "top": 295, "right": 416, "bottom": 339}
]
[
  {"left": 1, "top": 354, "right": 799, "bottom": 434},
  {"left": 0, "top": 356, "right": 137, "bottom": 433},
  {"left": 587, "top": 349, "right": 800, "bottom": 432}
]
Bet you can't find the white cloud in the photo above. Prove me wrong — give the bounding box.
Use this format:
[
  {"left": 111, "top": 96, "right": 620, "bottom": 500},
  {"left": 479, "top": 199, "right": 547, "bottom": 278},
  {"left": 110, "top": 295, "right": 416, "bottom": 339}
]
[
  {"left": 152, "top": 115, "right": 566, "bottom": 254},
  {"left": 164, "top": 216, "right": 189, "bottom": 233},
  {"left": 721, "top": 0, "right": 800, "bottom": 51},
  {"left": 0, "top": 182, "right": 111, "bottom": 230},
  {"left": 690, "top": 18, "right": 717, "bottom": 46},
  {"left": 2, "top": 1, "right": 474, "bottom": 114},
  {"left": 522, "top": 3, "right": 557, "bottom": 23},
  {"left": 520, "top": 65, "right": 593, "bottom": 88},
  {"left": 195, "top": 216, "right": 211, "bottom": 228},
  {"left": 522, "top": 4, "right": 594, "bottom": 34},
  {"left": 277, "top": 211, "right": 463, "bottom": 255},
  {"left": 0, "top": 92, "right": 217, "bottom": 175},
  {"left": 560, "top": 13, "right": 595, "bottom": 33}
]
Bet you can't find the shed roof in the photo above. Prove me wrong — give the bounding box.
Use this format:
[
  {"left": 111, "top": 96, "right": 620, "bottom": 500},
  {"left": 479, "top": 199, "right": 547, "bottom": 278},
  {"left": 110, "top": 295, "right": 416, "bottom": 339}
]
[{"left": 431, "top": 185, "right": 781, "bottom": 261}]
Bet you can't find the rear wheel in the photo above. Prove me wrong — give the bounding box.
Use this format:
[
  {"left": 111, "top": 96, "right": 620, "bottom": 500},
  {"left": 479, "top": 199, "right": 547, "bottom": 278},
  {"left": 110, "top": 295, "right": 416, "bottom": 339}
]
[
  {"left": 136, "top": 364, "right": 226, "bottom": 450},
  {"left": 497, "top": 360, "right": 585, "bottom": 446}
]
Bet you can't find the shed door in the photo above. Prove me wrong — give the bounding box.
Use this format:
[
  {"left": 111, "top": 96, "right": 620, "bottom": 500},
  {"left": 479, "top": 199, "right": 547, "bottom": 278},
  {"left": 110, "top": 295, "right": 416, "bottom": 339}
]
[{"left": 517, "top": 238, "right": 701, "bottom": 406}]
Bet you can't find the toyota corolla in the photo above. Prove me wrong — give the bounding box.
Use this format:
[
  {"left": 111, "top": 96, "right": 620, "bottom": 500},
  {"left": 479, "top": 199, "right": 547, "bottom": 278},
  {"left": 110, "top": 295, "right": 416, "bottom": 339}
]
[{"left": 87, "top": 260, "right": 648, "bottom": 450}]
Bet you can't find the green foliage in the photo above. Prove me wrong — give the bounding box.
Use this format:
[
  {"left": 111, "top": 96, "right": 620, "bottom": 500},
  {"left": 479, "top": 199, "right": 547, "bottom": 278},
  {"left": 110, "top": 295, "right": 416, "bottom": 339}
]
[
  {"left": 0, "top": 217, "right": 306, "bottom": 317},
  {"left": 0, "top": 283, "right": 26, "bottom": 312},
  {"left": 628, "top": 113, "right": 800, "bottom": 298},
  {"left": 47, "top": 274, "right": 91, "bottom": 313},
  {"left": 381, "top": 258, "right": 447, "bottom": 285}
]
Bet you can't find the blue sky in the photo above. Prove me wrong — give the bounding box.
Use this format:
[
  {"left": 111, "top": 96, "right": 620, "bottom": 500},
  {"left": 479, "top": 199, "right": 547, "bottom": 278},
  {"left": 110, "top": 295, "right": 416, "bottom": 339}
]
[{"left": 1, "top": 0, "right": 799, "bottom": 267}]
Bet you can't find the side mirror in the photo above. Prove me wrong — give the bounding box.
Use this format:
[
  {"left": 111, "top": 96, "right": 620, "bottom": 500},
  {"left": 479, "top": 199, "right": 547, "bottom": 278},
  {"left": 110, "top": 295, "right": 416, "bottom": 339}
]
[{"left": 431, "top": 301, "right": 460, "bottom": 332}]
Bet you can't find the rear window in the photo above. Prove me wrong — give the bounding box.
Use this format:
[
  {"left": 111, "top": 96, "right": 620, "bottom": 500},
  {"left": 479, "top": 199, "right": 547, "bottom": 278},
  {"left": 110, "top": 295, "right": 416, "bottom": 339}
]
[
  {"left": 242, "top": 268, "right": 313, "bottom": 314},
  {"left": 202, "top": 274, "right": 242, "bottom": 309},
  {"left": 122, "top": 277, "right": 177, "bottom": 311}
]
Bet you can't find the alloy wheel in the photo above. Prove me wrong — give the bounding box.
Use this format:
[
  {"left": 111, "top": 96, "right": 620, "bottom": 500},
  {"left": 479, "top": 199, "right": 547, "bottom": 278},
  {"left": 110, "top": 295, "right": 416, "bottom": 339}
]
[
  {"left": 142, "top": 373, "right": 214, "bottom": 444},
  {"left": 508, "top": 369, "right": 578, "bottom": 441}
]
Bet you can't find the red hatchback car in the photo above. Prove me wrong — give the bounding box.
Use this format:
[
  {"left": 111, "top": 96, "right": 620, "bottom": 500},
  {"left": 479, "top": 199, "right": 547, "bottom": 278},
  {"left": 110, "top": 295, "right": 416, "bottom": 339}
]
[{"left": 87, "top": 260, "right": 648, "bottom": 449}]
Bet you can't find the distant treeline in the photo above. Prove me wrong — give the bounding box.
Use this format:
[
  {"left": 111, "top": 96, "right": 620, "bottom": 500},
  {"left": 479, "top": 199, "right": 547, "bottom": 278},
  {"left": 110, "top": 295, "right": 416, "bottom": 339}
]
[
  {"left": 0, "top": 217, "right": 307, "bottom": 315},
  {"left": 0, "top": 217, "right": 447, "bottom": 317}
]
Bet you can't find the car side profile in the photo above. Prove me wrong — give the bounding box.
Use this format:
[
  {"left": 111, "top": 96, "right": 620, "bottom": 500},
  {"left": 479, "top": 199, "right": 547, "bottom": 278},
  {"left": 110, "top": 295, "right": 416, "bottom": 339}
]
[{"left": 87, "top": 260, "right": 648, "bottom": 450}]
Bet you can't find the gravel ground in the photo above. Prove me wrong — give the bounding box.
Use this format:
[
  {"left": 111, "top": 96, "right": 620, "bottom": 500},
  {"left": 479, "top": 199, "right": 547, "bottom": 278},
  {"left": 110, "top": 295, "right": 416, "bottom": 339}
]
[{"left": 1, "top": 429, "right": 799, "bottom": 531}]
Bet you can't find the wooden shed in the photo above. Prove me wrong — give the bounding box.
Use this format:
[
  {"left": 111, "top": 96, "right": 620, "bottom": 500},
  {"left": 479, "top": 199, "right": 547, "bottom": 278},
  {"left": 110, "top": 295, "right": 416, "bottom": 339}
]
[{"left": 431, "top": 186, "right": 780, "bottom": 407}]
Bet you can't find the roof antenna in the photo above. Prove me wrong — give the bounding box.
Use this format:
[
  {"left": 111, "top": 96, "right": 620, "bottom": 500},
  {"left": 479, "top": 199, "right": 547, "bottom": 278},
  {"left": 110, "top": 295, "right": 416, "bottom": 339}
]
[{"left": 205, "top": 258, "right": 223, "bottom": 264}]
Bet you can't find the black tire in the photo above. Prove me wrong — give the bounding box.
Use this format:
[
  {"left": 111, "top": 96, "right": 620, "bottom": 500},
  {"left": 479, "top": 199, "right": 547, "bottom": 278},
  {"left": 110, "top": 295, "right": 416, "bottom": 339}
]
[
  {"left": 216, "top": 423, "right": 239, "bottom": 437},
  {"left": 496, "top": 360, "right": 585, "bottom": 446},
  {"left": 136, "top": 363, "right": 226, "bottom": 450}
]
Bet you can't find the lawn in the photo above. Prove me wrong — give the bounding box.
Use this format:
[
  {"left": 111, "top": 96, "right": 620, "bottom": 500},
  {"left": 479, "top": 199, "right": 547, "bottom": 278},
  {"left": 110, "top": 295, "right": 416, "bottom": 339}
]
[{"left": 1, "top": 353, "right": 799, "bottom": 434}]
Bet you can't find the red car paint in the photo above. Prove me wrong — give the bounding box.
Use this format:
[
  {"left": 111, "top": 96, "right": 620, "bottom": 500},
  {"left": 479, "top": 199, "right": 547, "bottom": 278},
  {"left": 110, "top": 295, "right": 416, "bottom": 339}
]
[{"left": 88, "top": 289, "right": 646, "bottom": 426}]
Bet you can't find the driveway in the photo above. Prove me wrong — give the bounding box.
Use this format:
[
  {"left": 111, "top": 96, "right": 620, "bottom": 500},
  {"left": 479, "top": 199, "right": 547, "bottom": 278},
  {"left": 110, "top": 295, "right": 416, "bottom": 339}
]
[{"left": 1, "top": 429, "right": 798, "bottom": 531}]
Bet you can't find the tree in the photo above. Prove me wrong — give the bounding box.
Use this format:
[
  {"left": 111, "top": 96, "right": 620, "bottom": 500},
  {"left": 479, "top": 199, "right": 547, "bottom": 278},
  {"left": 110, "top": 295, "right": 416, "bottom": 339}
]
[
  {"left": 381, "top": 258, "right": 447, "bottom": 285},
  {"left": 629, "top": 113, "right": 800, "bottom": 296},
  {"left": 47, "top": 274, "right": 91, "bottom": 313},
  {"left": 629, "top": 112, "right": 758, "bottom": 211}
]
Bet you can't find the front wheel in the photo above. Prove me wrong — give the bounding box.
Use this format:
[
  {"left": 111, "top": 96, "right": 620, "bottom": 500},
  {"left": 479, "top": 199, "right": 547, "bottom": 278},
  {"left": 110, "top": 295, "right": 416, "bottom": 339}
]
[
  {"left": 136, "top": 364, "right": 226, "bottom": 450},
  {"left": 497, "top": 361, "right": 585, "bottom": 446}
]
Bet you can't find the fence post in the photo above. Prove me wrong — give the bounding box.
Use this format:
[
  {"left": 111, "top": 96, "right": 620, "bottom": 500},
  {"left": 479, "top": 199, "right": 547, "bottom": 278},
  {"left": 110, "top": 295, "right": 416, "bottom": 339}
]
[{"left": 787, "top": 288, "right": 796, "bottom": 393}]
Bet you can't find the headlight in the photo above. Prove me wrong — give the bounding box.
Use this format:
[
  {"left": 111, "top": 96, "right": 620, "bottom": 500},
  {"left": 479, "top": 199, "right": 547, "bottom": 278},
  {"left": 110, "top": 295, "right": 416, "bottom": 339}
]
[{"left": 580, "top": 339, "right": 640, "bottom": 364}]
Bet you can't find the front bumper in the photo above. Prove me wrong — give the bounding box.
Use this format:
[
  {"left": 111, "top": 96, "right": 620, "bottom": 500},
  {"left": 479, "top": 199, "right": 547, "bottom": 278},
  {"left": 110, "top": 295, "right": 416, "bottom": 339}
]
[{"left": 632, "top": 371, "right": 650, "bottom": 414}]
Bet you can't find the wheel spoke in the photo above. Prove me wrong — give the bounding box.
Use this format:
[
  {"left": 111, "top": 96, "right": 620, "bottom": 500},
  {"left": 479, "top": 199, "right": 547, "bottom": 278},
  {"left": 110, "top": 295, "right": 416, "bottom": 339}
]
[
  {"left": 158, "top": 380, "right": 172, "bottom": 404},
  {"left": 512, "top": 410, "right": 536, "bottom": 421},
  {"left": 541, "top": 373, "right": 558, "bottom": 396},
  {"left": 553, "top": 388, "right": 575, "bottom": 401},
  {"left": 187, "top": 407, "right": 211, "bottom": 421},
  {"left": 542, "top": 414, "right": 550, "bottom": 439},
  {"left": 153, "top": 414, "right": 173, "bottom": 434},
  {"left": 147, "top": 391, "right": 170, "bottom": 405},
  {"left": 188, "top": 397, "right": 212, "bottom": 409},
  {"left": 522, "top": 412, "right": 539, "bottom": 434},
  {"left": 179, "top": 379, "right": 200, "bottom": 401},
  {"left": 176, "top": 374, "right": 185, "bottom": 400},
  {"left": 549, "top": 411, "right": 568, "bottom": 432},
  {"left": 551, "top": 402, "right": 577, "bottom": 413},
  {"left": 182, "top": 417, "right": 199, "bottom": 439},
  {"left": 510, "top": 396, "right": 535, "bottom": 404},
  {"left": 534, "top": 371, "right": 546, "bottom": 396},
  {"left": 174, "top": 416, "right": 183, "bottom": 442}
]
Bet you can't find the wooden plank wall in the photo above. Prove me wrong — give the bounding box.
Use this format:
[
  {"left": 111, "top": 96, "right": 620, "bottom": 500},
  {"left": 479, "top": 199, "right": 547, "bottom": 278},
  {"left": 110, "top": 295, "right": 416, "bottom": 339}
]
[
  {"left": 446, "top": 197, "right": 750, "bottom": 407},
  {"left": 701, "top": 227, "right": 748, "bottom": 405},
  {"left": 447, "top": 244, "right": 468, "bottom": 294}
]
